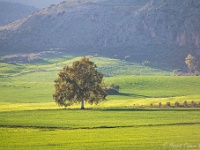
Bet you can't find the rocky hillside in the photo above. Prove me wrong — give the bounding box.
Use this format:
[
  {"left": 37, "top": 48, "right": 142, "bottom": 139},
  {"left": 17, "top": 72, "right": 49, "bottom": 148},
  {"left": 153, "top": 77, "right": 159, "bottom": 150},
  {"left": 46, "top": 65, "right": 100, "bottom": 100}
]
[
  {"left": 0, "top": 2, "right": 38, "bottom": 26},
  {"left": 0, "top": 0, "right": 200, "bottom": 70}
]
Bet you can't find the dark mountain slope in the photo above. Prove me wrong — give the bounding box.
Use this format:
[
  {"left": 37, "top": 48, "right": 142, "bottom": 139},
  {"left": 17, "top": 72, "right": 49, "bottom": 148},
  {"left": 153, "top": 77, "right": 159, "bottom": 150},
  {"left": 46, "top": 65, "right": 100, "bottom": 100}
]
[
  {"left": 0, "top": 2, "right": 38, "bottom": 26},
  {"left": 0, "top": 0, "right": 199, "bottom": 71},
  {"left": 0, "top": 0, "right": 148, "bottom": 47},
  {"left": 0, "top": 0, "right": 67, "bottom": 8},
  {"left": 135, "top": 0, "right": 200, "bottom": 49}
]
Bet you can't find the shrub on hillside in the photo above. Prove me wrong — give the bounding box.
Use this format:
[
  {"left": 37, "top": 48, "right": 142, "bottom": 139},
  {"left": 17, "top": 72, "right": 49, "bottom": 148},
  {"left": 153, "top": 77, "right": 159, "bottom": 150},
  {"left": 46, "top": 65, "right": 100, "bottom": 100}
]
[
  {"left": 142, "top": 60, "right": 150, "bottom": 66},
  {"left": 28, "top": 53, "right": 42, "bottom": 62}
]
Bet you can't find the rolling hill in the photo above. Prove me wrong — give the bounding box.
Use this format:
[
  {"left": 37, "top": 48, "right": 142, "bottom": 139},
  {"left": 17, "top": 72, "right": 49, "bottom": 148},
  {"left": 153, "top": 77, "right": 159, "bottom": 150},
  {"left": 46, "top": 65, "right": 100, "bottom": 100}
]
[
  {"left": 0, "top": 2, "right": 38, "bottom": 26},
  {"left": 0, "top": 0, "right": 200, "bottom": 71}
]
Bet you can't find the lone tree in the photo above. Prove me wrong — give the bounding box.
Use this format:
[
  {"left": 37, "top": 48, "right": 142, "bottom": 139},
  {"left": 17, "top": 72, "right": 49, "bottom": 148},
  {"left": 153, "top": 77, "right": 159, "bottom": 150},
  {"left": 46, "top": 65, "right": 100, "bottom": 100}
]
[{"left": 53, "top": 57, "right": 107, "bottom": 109}]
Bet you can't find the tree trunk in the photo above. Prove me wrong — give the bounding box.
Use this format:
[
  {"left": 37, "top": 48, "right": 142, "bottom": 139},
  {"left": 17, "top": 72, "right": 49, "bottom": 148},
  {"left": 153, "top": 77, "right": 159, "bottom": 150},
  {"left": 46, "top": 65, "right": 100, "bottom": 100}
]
[{"left": 81, "top": 100, "right": 85, "bottom": 109}]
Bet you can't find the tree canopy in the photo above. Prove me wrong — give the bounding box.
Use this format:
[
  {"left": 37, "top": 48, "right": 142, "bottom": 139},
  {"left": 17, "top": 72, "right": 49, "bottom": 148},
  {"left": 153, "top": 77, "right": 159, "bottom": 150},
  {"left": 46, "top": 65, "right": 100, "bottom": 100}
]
[{"left": 53, "top": 57, "right": 107, "bottom": 109}]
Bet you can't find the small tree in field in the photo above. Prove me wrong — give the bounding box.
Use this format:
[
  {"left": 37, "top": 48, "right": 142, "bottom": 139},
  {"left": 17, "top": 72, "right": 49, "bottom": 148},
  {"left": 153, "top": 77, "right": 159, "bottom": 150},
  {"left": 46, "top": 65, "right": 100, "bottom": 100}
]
[
  {"left": 185, "top": 54, "right": 197, "bottom": 73},
  {"left": 53, "top": 57, "right": 107, "bottom": 109}
]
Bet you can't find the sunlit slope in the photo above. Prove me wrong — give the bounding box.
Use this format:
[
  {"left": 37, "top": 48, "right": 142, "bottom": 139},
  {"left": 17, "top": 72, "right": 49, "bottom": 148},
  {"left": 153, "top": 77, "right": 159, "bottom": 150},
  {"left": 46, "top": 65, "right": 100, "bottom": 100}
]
[
  {"left": 0, "top": 56, "right": 171, "bottom": 81},
  {"left": 0, "top": 75, "right": 199, "bottom": 111}
]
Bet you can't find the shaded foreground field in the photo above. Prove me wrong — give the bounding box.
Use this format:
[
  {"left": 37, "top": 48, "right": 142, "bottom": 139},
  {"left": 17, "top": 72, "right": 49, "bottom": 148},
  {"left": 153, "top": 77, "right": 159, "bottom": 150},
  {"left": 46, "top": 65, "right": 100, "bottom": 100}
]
[{"left": 0, "top": 109, "right": 200, "bottom": 150}]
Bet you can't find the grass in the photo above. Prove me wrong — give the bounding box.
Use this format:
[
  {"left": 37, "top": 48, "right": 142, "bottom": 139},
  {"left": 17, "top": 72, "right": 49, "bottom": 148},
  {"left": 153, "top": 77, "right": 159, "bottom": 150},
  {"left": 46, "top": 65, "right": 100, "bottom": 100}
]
[
  {"left": 105, "top": 76, "right": 200, "bottom": 100},
  {"left": 0, "top": 82, "right": 53, "bottom": 103},
  {"left": 0, "top": 109, "right": 200, "bottom": 128},
  {"left": 1, "top": 125, "right": 199, "bottom": 150},
  {"left": 0, "top": 56, "right": 200, "bottom": 149},
  {"left": 0, "top": 76, "right": 199, "bottom": 106},
  {"left": 0, "top": 109, "right": 200, "bottom": 150},
  {"left": 0, "top": 55, "right": 171, "bottom": 81}
]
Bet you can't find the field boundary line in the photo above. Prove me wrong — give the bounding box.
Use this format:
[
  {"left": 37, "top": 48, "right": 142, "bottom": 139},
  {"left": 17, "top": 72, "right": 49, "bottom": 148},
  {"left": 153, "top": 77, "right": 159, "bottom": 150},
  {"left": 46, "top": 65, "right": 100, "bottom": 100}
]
[{"left": 1, "top": 122, "right": 200, "bottom": 131}]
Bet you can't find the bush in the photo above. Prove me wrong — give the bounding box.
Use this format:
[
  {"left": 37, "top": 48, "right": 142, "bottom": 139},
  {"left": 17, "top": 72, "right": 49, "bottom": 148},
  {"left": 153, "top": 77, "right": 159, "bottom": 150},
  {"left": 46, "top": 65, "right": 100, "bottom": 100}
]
[
  {"left": 106, "top": 83, "right": 120, "bottom": 95},
  {"left": 175, "top": 101, "right": 180, "bottom": 107},
  {"left": 125, "top": 55, "right": 130, "bottom": 60},
  {"left": 142, "top": 60, "right": 150, "bottom": 66},
  {"left": 28, "top": 54, "right": 42, "bottom": 62},
  {"left": 166, "top": 102, "right": 170, "bottom": 107},
  {"left": 183, "top": 101, "right": 188, "bottom": 107},
  {"left": 150, "top": 103, "right": 153, "bottom": 107},
  {"left": 191, "top": 101, "right": 196, "bottom": 107}
]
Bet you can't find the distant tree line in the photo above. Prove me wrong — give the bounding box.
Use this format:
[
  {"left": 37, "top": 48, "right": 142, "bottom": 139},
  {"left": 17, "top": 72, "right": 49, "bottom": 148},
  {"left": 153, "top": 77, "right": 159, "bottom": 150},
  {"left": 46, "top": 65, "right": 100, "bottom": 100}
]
[{"left": 136, "top": 101, "right": 200, "bottom": 108}]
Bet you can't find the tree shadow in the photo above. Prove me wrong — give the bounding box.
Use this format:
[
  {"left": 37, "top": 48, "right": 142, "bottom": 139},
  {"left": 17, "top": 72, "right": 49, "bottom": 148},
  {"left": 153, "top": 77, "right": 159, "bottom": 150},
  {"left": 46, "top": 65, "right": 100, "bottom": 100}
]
[{"left": 115, "top": 92, "right": 151, "bottom": 98}]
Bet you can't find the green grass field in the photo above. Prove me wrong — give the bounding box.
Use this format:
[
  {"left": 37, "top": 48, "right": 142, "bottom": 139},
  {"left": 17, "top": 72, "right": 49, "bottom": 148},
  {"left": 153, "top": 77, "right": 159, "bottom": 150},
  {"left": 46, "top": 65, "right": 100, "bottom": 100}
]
[
  {"left": 0, "top": 109, "right": 200, "bottom": 150},
  {"left": 0, "top": 55, "right": 171, "bottom": 80},
  {"left": 0, "top": 76, "right": 199, "bottom": 107},
  {"left": 0, "top": 56, "right": 200, "bottom": 149}
]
